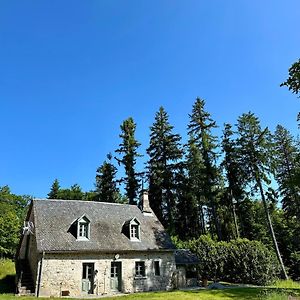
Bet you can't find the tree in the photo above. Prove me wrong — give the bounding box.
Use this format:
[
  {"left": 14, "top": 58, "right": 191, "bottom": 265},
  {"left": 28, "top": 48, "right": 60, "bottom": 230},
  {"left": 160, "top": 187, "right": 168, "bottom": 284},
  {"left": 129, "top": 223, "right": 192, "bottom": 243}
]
[
  {"left": 147, "top": 107, "right": 183, "bottom": 232},
  {"left": 187, "top": 98, "right": 222, "bottom": 240},
  {"left": 95, "top": 153, "right": 119, "bottom": 203},
  {"left": 281, "top": 59, "right": 300, "bottom": 95},
  {"left": 47, "top": 179, "right": 60, "bottom": 199},
  {"left": 221, "top": 123, "right": 246, "bottom": 239},
  {"left": 115, "top": 117, "right": 141, "bottom": 205},
  {"left": 281, "top": 59, "right": 300, "bottom": 122},
  {"left": 273, "top": 125, "right": 300, "bottom": 220},
  {"left": 236, "top": 112, "right": 288, "bottom": 279},
  {"left": 0, "top": 186, "right": 31, "bottom": 257}
]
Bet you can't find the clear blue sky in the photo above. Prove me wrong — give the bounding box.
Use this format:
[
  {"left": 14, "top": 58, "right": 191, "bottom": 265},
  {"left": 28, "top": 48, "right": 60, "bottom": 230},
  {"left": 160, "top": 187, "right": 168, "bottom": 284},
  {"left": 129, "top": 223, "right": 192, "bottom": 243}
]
[{"left": 0, "top": 0, "right": 299, "bottom": 198}]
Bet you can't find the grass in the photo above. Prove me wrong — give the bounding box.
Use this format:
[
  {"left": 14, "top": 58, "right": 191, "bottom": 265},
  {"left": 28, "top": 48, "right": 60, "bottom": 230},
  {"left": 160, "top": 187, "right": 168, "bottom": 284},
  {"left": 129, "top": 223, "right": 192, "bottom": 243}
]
[{"left": 0, "top": 259, "right": 299, "bottom": 299}]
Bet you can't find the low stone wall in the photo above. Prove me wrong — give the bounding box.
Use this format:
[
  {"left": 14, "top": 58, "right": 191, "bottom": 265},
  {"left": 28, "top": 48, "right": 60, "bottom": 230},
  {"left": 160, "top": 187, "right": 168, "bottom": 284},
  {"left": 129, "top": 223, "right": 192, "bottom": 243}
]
[{"left": 37, "top": 251, "right": 175, "bottom": 297}]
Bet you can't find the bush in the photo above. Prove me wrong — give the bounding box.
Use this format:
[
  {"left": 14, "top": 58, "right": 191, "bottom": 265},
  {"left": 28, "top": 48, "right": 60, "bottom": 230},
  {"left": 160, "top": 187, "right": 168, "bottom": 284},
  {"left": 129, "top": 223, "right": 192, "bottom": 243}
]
[{"left": 173, "top": 235, "right": 280, "bottom": 285}]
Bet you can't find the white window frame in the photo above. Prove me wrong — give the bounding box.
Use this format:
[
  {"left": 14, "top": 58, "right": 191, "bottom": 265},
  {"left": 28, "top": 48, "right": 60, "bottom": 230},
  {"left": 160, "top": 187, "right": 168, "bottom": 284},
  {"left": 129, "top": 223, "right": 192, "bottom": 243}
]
[
  {"left": 77, "top": 216, "right": 90, "bottom": 240},
  {"left": 129, "top": 219, "right": 140, "bottom": 241}
]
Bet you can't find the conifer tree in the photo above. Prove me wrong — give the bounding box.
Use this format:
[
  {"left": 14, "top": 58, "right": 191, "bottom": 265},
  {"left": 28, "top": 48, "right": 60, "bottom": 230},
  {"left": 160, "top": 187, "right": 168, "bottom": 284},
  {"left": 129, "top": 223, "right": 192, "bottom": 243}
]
[
  {"left": 47, "top": 179, "right": 60, "bottom": 199},
  {"left": 187, "top": 98, "right": 222, "bottom": 240},
  {"left": 147, "top": 107, "right": 183, "bottom": 232},
  {"left": 273, "top": 124, "right": 300, "bottom": 220},
  {"left": 115, "top": 117, "right": 141, "bottom": 205},
  {"left": 95, "top": 153, "right": 119, "bottom": 203},
  {"left": 221, "top": 123, "right": 245, "bottom": 238},
  {"left": 236, "top": 112, "right": 288, "bottom": 279}
]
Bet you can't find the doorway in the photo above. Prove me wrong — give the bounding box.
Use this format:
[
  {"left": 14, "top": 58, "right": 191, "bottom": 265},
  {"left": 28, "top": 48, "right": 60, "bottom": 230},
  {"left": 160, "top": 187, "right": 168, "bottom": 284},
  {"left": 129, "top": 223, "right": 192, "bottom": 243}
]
[
  {"left": 110, "top": 262, "right": 122, "bottom": 292},
  {"left": 82, "top": 263, "right": 94, "bottom": 294}
]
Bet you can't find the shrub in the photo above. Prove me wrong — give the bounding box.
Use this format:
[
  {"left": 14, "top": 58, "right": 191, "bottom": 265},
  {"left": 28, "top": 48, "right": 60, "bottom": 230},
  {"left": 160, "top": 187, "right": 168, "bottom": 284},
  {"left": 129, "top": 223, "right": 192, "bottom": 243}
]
[{"left": 173, "top": 235, "right": 280, "bottom": 285}]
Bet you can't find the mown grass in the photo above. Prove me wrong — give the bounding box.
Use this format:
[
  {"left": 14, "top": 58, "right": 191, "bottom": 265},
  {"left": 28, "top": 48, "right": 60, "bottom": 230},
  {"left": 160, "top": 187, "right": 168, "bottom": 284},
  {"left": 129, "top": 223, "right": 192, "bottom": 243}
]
[
  {"left": 0, "top": 259, "right": 15, "bottom": 294},
  {"left": 0, "top": 259, "right": 299, "bottom": 299}
]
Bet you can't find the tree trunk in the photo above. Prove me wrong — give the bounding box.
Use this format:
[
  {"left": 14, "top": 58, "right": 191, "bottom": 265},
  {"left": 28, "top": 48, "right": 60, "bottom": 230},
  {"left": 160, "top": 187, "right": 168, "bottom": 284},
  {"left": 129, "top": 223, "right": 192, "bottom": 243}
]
[
  {"left": 230, "top": 190, "right": 240, "bottom": 239},
  {"left": 256, "top": 175, "right": 288, "bottom": 279}
]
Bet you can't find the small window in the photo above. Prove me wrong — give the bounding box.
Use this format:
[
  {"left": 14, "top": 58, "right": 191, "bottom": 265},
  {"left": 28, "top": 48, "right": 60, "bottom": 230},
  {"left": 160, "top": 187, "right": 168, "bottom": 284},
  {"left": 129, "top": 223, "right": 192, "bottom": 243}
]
[
  {"left": 135, "top": 261, "right": 145, "bottom": 277},
  {"left": 130, "top": 224, "right": 139, "bottom": 239},
  {"left": 77, "top": 216, "right": 90, "bottom": 240},
  {"left": 154, "top": 261, "right": 160, "bottom": 276}
]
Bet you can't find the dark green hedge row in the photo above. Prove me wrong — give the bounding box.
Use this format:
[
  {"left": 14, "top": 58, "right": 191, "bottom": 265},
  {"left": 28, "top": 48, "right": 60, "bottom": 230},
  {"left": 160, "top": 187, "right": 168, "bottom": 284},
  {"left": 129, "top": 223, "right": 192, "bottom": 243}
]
[{"left": 173, "top": 235, "right": 281, "bottom": 285}]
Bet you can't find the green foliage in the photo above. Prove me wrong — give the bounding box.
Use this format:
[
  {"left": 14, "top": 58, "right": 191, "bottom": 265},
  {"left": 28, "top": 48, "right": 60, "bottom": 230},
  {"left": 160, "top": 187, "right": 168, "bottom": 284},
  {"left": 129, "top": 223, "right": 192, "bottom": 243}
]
[
  {"left": 173, "top": 235, "right": 280, "bottom": 285},
  {"left": 281, "top": 59, "right": 300, "bottom": 96},
  {"left": 289, "top": 252, "right": 300, "bottom": 281},
  {"left": 95, "top": 154, "right": 120, "bottom": 203},
  {"left": 147, "top": 106, "right": 183, "bottom": 232},
  {"left": 115, "top": 117, "right": 141, "bottom": 205},
  {"left": 0, "top": 187, "right": 30, "bottom": 257},
  {"left": 188, "top": 98, "right": 222, "bottom": 240},
  {"left": 47, "top": 179, "right": 60, "bottom": 199}
]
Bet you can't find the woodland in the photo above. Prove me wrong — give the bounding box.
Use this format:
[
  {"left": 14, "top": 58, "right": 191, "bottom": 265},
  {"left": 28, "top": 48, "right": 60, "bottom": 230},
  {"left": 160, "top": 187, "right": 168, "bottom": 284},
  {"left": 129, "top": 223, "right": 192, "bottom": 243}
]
[{"left": 1, "top": 59, "right": 300, "bottom": 285}]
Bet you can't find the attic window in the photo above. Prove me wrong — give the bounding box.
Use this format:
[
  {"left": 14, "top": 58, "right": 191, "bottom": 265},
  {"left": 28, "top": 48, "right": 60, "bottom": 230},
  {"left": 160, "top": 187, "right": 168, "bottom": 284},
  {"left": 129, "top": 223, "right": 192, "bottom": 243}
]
[
  {"left": 122, "top": 218, "right": 141, "bottom": 241},
  {"left": 77, "top": 216, "right": 90, "bottom": 240}
]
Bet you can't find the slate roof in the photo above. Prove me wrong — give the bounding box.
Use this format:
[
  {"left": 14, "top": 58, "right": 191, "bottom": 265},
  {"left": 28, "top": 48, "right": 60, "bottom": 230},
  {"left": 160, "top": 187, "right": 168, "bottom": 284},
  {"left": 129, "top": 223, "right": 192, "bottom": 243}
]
[
  {"left": 174, "top": 249, "right": 200, "bottom": 265},
  {"left": 31, "top": 199, "right": 175, "bottom": 253}
]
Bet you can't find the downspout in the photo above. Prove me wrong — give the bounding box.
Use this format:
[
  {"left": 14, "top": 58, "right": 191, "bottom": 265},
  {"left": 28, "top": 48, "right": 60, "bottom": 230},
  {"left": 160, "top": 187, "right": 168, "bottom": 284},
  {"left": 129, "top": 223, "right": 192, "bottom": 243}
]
[{"left": 36, "top": 251, "right": 45, "bottom": 297}]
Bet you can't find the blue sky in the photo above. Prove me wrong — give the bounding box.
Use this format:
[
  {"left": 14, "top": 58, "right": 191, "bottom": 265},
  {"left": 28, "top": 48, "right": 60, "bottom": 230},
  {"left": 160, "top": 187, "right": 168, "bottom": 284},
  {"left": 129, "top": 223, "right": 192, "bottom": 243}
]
[{"left": 0, "top": 0, "right": 299, "bottom": 198}]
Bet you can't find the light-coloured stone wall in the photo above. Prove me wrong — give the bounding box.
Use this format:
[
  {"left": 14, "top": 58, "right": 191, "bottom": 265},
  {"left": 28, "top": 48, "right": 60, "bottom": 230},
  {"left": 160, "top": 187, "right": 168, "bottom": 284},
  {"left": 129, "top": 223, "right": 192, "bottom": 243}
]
[{"left": 37, "top": 251, "right": 175, "bottom": 297}]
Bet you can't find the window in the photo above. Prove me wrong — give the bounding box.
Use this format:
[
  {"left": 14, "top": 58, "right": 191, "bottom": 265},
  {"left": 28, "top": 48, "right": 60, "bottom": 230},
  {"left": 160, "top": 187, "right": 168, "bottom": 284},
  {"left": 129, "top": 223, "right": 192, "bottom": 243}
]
[
  {"left": 77, "top": 216, "right": 90, "bottom": 240},
  {"left": 130, "top": 224, "right": 139, "bottom": 239},
  {"left": 154, "top": 261, "right": 160, "bottom": 276},
  {"left": 135, "top": 261, "right": 145, "bottom": 277}
]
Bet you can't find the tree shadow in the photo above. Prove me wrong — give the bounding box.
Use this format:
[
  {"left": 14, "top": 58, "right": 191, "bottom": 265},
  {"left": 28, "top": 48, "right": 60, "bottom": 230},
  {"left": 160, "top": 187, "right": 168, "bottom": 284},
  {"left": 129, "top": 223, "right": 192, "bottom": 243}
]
[{"left": 0, "top": 274, "right": 15, "bottom": 294}]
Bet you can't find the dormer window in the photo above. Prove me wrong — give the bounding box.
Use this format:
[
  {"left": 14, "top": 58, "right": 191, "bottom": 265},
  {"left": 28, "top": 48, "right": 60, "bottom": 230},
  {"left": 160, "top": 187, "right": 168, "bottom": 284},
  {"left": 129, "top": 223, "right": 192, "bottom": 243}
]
[
  {"left": 130, "top": 224, "right": 139, "bottom": 239},
  {"left": 122, "top": 218, "right": 140, "bottom": 241},
  {"left": 77, "top": 215, "right": 90, "bottom": 240}
]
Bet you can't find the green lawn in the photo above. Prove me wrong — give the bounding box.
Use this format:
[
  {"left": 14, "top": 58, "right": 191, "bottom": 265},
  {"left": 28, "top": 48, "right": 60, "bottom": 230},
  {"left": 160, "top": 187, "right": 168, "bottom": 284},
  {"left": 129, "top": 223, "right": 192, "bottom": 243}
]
[{"left": 1, "top": 259, "right": 299, "bottom": 300}]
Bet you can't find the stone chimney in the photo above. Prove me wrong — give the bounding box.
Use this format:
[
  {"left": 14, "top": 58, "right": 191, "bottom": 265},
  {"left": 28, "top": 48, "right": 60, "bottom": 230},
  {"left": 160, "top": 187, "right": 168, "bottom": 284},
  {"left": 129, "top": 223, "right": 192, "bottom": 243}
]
[{"left": 140, "top": 190, "right": 153, "bottom": 215}]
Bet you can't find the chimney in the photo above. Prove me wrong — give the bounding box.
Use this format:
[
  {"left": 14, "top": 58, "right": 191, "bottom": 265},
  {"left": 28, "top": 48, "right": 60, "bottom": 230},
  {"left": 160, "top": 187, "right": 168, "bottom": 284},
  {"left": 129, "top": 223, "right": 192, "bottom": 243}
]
[{"left": 140, "top": 190, "right": 153, "bottom": 215}]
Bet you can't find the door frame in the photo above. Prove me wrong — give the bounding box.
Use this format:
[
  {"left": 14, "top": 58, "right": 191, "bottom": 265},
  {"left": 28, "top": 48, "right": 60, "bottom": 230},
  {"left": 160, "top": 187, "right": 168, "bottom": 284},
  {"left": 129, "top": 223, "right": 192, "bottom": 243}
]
[
  {"left": 110, "top": 261, "right": 122, "bottom": 292},
  {"left": 82, "top": 262, "right": 95, "bottom": 294}
]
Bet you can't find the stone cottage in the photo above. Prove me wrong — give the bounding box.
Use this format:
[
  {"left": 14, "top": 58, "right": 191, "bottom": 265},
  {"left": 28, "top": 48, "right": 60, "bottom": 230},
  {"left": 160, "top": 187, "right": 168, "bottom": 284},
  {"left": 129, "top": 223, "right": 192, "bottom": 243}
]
[{"left": 16, "top": 191, "right": 177, "bottom": 297}]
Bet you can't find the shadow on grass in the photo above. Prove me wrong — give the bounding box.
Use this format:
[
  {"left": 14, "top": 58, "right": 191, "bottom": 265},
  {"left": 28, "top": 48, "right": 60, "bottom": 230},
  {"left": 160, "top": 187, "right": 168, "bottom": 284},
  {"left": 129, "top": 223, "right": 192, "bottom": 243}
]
[
  {"left": 185, "top": 287, "right": 300, "bottom": 299},
  {"left": 0, "top": 275, "right": 15, "bottom": 294}
]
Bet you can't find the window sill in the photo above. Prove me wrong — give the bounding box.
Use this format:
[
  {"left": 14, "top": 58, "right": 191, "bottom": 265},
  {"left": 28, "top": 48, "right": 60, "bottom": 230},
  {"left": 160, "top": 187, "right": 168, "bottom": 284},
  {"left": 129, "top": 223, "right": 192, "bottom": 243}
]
[{"left": 134, "top": 276, "right": 147, "bottom": 280}]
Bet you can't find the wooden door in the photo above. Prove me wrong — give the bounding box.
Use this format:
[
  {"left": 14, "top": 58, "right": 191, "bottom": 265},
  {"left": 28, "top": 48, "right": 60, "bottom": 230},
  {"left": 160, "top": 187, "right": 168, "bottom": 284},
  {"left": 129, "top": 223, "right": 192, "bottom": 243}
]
[
  {"left": 82, "top": 263, "right": 94, "bottom": 294},
  {"left": 110, "top": 262, "right": 121, "bottom": 292}
]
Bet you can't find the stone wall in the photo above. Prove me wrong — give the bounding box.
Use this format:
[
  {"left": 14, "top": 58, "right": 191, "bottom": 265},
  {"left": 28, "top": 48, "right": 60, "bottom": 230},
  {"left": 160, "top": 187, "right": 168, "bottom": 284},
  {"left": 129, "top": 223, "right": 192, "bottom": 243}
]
[{"left": 37, "top": 251, "right": 176, "bottom": 297}]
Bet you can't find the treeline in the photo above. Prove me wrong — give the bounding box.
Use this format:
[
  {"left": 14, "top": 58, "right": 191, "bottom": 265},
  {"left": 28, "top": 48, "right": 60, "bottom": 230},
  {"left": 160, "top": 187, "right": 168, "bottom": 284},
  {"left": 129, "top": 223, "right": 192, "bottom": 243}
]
[{"left": 45, "top": 97, "right": 300, "bottom": 280}]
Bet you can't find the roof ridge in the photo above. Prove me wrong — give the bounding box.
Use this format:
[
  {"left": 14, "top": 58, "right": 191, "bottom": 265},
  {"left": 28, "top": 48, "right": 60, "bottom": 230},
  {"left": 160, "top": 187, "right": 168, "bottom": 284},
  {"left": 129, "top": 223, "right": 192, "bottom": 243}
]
[{"left": 33, "top": 198, "right": 139, "bottom": 207}]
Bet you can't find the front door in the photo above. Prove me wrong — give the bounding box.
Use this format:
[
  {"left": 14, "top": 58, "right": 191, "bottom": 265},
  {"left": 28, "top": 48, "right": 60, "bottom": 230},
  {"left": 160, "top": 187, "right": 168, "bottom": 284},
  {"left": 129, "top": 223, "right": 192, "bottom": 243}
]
[
  {"left": 110, "top": 262, "right": 121, "bottom": 292},
  {"left": 82, "top": 263, "right": 94, "bottom": 294}
]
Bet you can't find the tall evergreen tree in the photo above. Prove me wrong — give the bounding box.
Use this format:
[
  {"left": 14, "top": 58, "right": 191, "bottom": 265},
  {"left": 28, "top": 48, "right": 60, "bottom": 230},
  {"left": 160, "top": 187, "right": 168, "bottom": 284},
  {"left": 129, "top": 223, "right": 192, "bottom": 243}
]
[
  {"left": 221, "top": 123, "right": 245, "bottom": 239},
  {"left": 115, "top": 117, "right": 141, "bottom": 205},
  {"left": 273, "top": 124, "right": 300, "bottom": 220},
  {"left": 187, "top": 98, "right": 222, "bottom": 240},
  {"left": 47, "top": 179, "right": 60, "bottom": 199},
  {"left": 147, "top": 107, "right": 183, "bottom": 233},
  {"left": 236, "top": 112, "right": 288, "bottom": 279},
  {"left": 95, "top": 153, "right": 119, "bottom": 203},
  {"left": 184, "top": 136, "right": 207, "bottom": 237}
]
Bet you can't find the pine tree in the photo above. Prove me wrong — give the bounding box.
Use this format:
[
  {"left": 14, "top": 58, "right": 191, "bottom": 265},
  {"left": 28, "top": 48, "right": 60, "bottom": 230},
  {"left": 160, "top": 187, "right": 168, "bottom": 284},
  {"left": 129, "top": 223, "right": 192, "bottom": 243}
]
[
  {"left": 236, "top": 112, "right": 288, "bottom": 279},
  {"left": 115, "top": 117, "right": 141, "bottom": 205},
  {"left": 95, "top": 154, "right": 119, "bottom": 203},
  {"left": 47, "top": 179, "right": 60, "bottom": 199},
  {"left": 221, "top": 123, "right": 245, "bottom": 238},
  {"left": 187, "top": 98, "right": 222, "bottom": 240},
  {"left": 147, "top": 107, "right": 183, "bottom": 232},
  {"left": 273, "top": 124, "right": 300, "bottom": 220},
  {"left": 184, "top": 136, "right": 207, "bottom": 237}
]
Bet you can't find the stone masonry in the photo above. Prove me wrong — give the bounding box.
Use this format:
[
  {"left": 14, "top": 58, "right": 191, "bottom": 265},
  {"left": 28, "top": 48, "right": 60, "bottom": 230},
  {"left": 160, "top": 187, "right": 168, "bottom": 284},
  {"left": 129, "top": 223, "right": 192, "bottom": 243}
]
[{"left": 37, "top": 251, "right": 176, "bottom": 297}]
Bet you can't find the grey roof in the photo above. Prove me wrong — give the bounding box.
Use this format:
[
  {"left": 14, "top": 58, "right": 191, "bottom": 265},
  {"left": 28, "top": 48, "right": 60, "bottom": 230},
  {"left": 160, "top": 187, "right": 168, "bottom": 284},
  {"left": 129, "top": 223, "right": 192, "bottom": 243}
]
[
  {"left": 31, "top": 199, "right": 175, "bottom": 253},
  {"left": 175, "top": 249, "right": 200, "bottom": 265}
]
